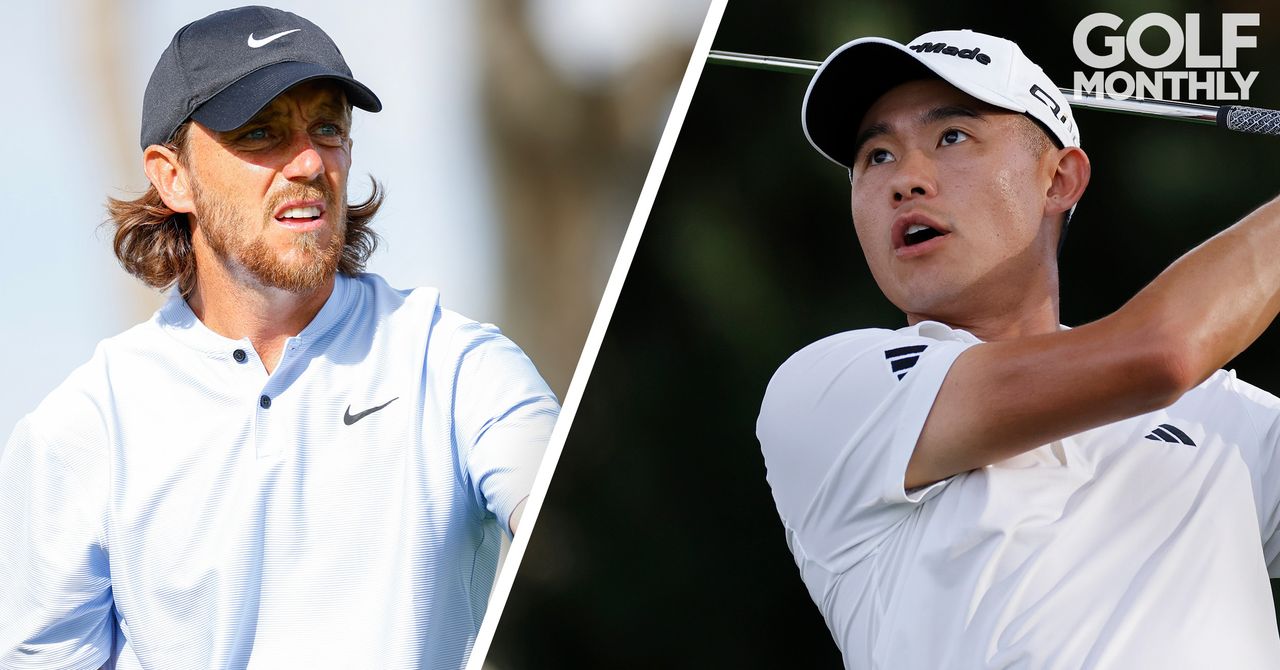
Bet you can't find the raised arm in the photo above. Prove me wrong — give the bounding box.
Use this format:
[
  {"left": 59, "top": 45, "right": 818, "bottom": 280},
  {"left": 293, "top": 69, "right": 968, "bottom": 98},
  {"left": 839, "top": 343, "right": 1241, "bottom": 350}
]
[{"left": 908, "top": 194, "right": 1280, "bottom": 489}]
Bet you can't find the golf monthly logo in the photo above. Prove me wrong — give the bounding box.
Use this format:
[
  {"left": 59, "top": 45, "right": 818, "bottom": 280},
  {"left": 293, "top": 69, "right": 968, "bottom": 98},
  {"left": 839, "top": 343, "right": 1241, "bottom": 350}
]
[{"left": 1073, "top": 13, "right": 1260, "bottom": 101}]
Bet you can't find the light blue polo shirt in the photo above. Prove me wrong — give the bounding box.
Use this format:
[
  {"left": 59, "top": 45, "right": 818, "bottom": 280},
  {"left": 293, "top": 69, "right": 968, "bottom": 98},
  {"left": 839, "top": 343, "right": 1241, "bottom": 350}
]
[{"left": 0, "top": 273, "right": 559, "bottom": 669}]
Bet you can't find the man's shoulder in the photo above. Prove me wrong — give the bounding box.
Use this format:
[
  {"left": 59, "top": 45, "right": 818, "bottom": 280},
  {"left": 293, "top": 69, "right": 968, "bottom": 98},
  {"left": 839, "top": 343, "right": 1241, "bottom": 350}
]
[
  {"left": 432, "top": 310, "right": 526, "bottom": 370},
  {"left": 1174, "top": 368, "right": 1280, "bottom": 428},
  {"left": 89, "top": 303, "right": 171, "bottom": 355},
  {"left": 346, "top": 272, "right": 440, "bottom": 319},
  {"left": 57, "top": 308, "right": 172, "bottom": 390},
  {"left": 759, "top": 327, "right": 905, "bottom": 431},
  {"left": 780, "top": 327, "right": 902, "bottom": 365},
  {"left": 758, "top": 322, "right": 980, "bottom": 446},
  {"left": 1174, "top": 368, "right": 1272, "bottom": 405},
  {"left": 768, "top": 322, "right": 974, "bottom": 388},
  {"left": 349, "top": 273, "right": 527, "bottom": 362},
  {"left": 349, "top": 273, "right": 495, "bottom": 334},
  {"left": 5, "top": 300, "right": 189, "bottom": 448},
  {"left": 18, "top": 339, "right": 126, "bottom": 450}
]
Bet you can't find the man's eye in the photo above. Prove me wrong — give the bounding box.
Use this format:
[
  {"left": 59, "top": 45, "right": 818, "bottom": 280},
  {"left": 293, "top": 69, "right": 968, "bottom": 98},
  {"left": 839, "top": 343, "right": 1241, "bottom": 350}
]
[
  {"left": 241, "top": 127, "right": 271, "bottom": 141},
  {"left": 313, "top": 123, "right": 348, "bottom": 145},
  {"left": 868, "top": 149, "right": 895, "bottom": 165},
  {"left": 941, "top": 128, "right": 970, "bottom": 146}
]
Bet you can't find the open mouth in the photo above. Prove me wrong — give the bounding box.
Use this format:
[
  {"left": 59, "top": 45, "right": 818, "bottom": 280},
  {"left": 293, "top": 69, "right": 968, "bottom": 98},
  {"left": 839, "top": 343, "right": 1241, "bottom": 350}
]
[
  {"left": 903, "top": 223, "right": 944, "bottom": 247},
  {"left": 276, "top": 205, "right": 323, "bottom": 225}
]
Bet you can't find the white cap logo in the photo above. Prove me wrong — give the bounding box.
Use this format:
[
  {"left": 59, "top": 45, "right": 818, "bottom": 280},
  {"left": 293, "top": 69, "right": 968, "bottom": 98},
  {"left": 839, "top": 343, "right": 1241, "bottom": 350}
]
[
  {"left": 247, "top": 28, "right": 301, "bottom": 49},
  {"left": 900, "top": 30, "right": 1078, "bottom": 149}
]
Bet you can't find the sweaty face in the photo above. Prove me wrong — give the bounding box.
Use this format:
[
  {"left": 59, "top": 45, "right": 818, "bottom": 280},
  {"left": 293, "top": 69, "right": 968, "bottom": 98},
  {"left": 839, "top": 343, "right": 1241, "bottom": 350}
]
[
  {"left": 185, "top": 81, "right": 352, "bottom": 293},
  {"left": 849, "top": 79, "right": 1059, "bottom": 325}
]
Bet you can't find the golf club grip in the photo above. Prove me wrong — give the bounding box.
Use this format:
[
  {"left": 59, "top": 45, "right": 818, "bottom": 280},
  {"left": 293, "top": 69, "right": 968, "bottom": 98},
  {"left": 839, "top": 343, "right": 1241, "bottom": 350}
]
[{"left": 1217, "top": 105, "right": 1280, "bottom": 136}]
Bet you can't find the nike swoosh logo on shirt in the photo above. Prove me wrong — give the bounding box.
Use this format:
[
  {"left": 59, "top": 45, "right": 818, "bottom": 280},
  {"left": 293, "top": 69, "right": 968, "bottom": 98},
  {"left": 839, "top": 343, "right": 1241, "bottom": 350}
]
[
  {"left": 344, "top": 397, "right": 399, "bottom": 425},
  {"left": 247, "top": 29, "right": 301, "bottom": 48}
]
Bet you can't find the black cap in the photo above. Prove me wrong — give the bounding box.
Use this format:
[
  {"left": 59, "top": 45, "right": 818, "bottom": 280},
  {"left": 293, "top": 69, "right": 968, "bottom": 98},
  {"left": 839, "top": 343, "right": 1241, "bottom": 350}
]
[{"left": 140, "top": 5, "right": 382, "bottom": 150}]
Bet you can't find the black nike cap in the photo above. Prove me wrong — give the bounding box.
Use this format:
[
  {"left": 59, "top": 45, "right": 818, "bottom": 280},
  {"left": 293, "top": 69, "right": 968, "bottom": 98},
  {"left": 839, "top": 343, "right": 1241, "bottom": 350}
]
[{"left": 140, "top": 5, "right": 382, "bottom": 150}]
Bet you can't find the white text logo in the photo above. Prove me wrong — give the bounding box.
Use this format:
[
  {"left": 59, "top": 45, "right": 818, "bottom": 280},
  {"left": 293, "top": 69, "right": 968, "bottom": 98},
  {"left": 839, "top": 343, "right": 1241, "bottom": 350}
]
[{"left": 1072, "top": 13, "right": 1260, "bottom": 101}]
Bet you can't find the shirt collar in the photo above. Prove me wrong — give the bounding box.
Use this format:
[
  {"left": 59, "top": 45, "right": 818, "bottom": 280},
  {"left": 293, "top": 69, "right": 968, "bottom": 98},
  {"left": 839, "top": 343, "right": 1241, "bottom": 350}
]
[
  {"left": 909, "top": 320, "right": 1070, "bottom": 344},
  {"left": 156, "top": 273, "right": 355, "bottom": 355}
]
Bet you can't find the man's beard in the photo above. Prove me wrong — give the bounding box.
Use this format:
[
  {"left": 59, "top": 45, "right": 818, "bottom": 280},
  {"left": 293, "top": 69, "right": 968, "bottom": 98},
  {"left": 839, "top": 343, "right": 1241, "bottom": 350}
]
[{"left": 193, "top": 180, "right": 347, "bottom": 293}]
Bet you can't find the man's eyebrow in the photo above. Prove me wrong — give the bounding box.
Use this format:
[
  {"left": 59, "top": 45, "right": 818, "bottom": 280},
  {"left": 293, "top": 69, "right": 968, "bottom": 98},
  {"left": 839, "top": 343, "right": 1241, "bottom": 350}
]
[
  {"left": 852, "top": 105, "right": 987, "bottom": 160},
  {"left": 242, "top": 107, "right": 285, "bottom": 127},
  {"left": 239, "top": 99, "right": 351, "bottom": 128},
  {"left": 312, "top": 100, "right": 351, "bottom": 121},
  {"left": 852, "top": 122, "right": 891, "bottom": 162},
  {"left": 920, "top": 104, "right": 984, "bottom": 126}
]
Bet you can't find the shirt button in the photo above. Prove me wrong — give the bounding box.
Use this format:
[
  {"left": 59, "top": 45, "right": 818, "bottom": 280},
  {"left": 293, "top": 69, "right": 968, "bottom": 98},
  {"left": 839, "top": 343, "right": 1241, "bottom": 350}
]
[
  {"left": 233, "top": 349, "right": 247, "bottom": 363},
  {"left": 259, "top": 395, "right": 271, "bottom": 409}
]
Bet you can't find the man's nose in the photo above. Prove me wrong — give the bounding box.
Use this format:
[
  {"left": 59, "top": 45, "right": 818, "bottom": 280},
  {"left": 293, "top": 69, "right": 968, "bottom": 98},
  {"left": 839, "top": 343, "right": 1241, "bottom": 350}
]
[
  {"left": 889, "top": 150, "right": 937, "bottom": 205},
  {"left": 281, "top": 131, "right": 324, "bottom": 182}
]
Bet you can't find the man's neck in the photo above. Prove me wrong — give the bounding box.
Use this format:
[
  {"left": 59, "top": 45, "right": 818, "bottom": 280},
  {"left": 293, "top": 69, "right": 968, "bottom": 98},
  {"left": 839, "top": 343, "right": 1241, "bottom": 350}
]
[
  {"left": 906, "top": 292, "right": 1061, "bottom": 342},
  {"left": 186, "top": 265, "right": 336, "bottom": 374}
]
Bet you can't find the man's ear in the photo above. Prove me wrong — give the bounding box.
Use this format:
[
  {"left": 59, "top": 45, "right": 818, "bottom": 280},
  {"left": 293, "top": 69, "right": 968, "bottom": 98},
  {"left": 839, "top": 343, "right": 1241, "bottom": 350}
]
[
  {"left": 143, "top": 144, "right": 195, "bottom": 214},
  {"left": 1045, "top": 146, "right": 1090, "bottom": 218}
]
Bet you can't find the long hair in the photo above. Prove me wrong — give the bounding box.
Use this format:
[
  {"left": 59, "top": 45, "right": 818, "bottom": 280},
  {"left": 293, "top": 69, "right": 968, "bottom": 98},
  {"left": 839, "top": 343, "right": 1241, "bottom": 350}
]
[{"left": 105, "top": 123, "right": 385, "bottom": 297}]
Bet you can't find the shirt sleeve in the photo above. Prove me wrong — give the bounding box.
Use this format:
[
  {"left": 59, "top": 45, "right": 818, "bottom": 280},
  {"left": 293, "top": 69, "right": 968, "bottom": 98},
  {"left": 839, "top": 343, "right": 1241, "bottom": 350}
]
[
  {"left": 756, "top": 329, "right": 974, "bottom": 574},
  {"left": 1220, "top": 372, "right": 1280, "bottom": 577},
  {"left": 448, "top": 322, "right": 560, "bottom": 537},
  {"left": 0, "top": 416, "right": 114, "bottom": 669}
]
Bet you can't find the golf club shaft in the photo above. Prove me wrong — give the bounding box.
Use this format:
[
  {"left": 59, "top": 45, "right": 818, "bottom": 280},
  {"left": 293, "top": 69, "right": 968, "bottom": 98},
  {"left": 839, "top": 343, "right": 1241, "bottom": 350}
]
[{"left": 707, "top": 50, "right": 1280, "bottom": 136}]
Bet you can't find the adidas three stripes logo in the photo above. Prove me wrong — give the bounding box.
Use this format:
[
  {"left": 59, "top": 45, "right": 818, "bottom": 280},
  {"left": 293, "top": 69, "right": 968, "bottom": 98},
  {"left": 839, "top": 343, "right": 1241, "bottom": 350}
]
[
  {"left": 1144, "top": 423, "right": 1196, "bottom": 447},
  {"left": 884, "top": 345, "right": 928, "bottom": 380}
]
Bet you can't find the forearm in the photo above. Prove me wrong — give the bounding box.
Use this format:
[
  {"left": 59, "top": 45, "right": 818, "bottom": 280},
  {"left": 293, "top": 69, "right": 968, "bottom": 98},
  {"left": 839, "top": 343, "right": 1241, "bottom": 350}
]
[
  {"left": 912, "top": 193, "right": 1280, "bottom": 488},
  {"left": 1115, "top": 193, "right": 1280, "bottom": 390}
]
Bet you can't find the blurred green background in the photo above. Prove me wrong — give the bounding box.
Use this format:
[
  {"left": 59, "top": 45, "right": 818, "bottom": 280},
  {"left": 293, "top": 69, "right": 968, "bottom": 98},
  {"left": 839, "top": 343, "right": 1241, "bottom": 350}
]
[{"left": 489, "top": 0, "right": 1280, "bottom": 667}]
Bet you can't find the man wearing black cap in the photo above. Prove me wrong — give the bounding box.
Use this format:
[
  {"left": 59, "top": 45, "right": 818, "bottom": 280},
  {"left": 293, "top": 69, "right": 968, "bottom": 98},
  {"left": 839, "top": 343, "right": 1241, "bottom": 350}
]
[
  {"left": 0, "top": 7, "right": 557, "bottom": 668},
  {"left": 758, "top": 29, "right": 1280, "bottom": 668}
]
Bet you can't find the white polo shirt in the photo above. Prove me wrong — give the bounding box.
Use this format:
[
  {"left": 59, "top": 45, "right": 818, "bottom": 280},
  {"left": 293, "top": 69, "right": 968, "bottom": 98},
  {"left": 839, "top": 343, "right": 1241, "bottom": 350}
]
[
  {"left": 0, "top": 272, "right": 559, "bottom": 670},
  {"left": 758, "top": 321, "right": 1280, "bottom": 669}
]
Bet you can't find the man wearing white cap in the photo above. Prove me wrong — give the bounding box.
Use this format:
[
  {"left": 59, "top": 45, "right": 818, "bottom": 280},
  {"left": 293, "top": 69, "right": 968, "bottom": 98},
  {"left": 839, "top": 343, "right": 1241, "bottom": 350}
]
[
  {"left": 0, "top": 6, "right": 557, "bottom": 668},
  {"left": 757, "top": 29, "right": 1280, "bottom": 668}
]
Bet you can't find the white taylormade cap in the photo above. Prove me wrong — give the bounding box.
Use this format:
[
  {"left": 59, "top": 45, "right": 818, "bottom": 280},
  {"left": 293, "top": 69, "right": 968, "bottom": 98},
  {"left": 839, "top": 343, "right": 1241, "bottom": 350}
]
[{"left": 803, "top": 29, "right": 1080, "bottom": 167}]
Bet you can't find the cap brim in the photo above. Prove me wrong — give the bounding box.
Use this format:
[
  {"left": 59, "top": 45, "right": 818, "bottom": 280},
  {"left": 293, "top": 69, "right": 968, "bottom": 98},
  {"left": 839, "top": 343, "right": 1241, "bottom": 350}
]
[
  {"left": 191, "top": 60, "right": 382, "bottom": 133},
  {"left": 802, "top": 38, "right": 1023, "bottom": 167}
]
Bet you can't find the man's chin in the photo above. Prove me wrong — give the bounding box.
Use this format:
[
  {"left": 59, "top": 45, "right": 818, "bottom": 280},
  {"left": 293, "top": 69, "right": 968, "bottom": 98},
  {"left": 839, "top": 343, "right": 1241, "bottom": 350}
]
[
  {"left": 251, "top": 267, "right": 336, "bottom": 294},
  {"left": 234, "top": 243, "right": 342, "bottom": 294}
]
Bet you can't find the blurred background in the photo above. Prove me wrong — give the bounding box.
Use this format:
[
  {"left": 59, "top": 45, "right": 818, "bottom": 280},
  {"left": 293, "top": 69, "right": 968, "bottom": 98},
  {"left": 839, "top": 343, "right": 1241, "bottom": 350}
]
[
  {"left": 490, "top": 0, "right": 1280, "bottom": 667},
  {"left": 0, "top": 0, "right": 710, "bottom": 435}
]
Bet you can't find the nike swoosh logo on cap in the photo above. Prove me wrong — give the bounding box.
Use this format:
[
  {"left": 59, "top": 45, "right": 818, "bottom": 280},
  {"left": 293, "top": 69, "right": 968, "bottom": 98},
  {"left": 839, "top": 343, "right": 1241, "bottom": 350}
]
[{"left": 247, "top": 29, "right": 301, "bottom": 48}]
